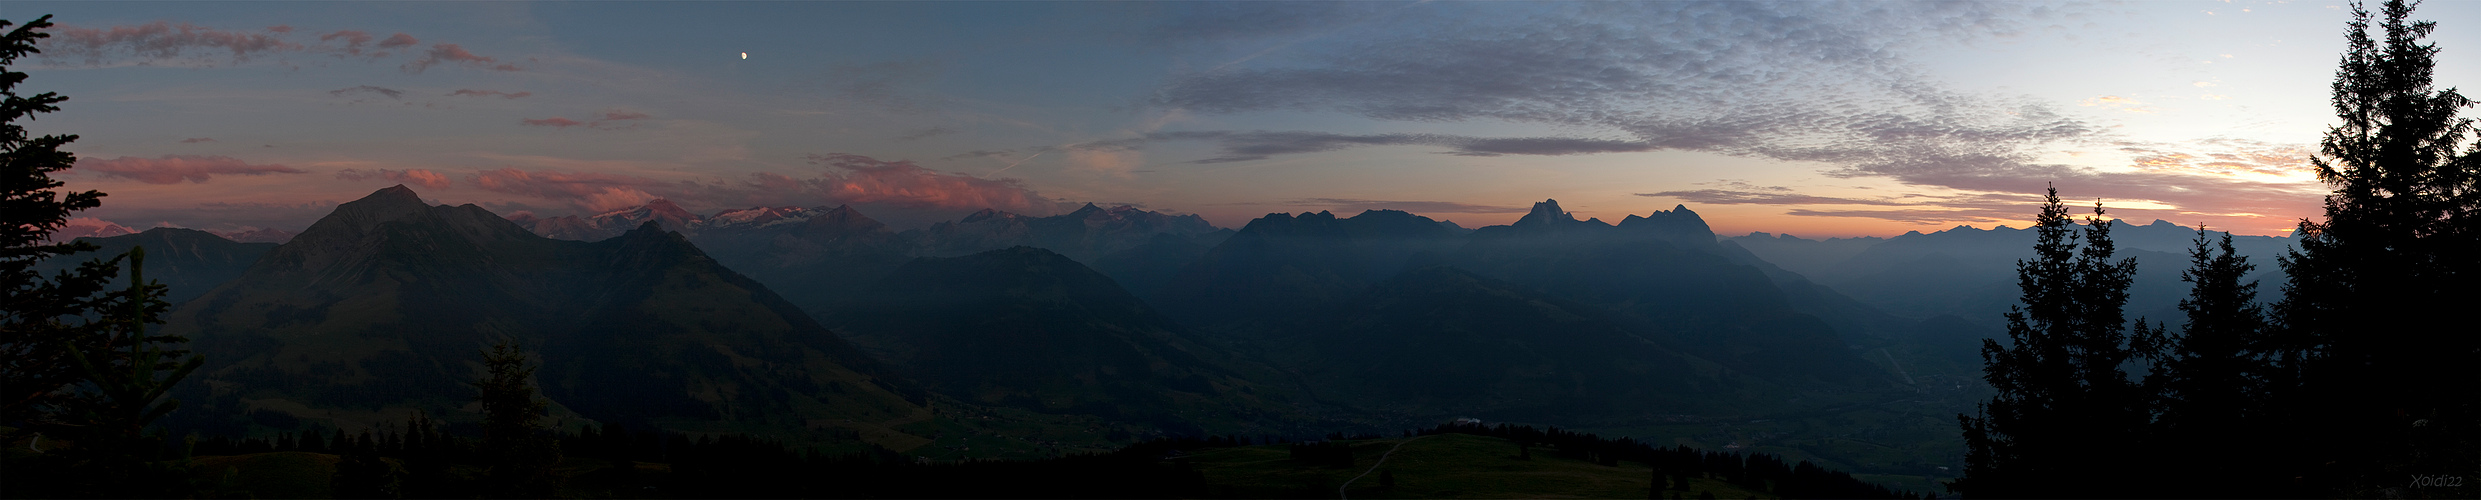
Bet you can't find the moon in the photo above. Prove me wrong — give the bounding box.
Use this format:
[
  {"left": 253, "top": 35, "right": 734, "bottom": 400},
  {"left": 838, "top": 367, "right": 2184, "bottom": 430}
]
[{"left": 740, "top": 52, "right": 747, "bottom": 60}]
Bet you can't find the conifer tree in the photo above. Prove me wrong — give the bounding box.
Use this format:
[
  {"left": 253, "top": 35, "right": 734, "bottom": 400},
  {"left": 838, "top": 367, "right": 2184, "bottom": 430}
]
[
  {"left": 1, "top": 13, "right": 114, "bottom": 436},
  {"left": 473, "top": 338, "right": 562, "bottom": 498},
  {"left": 1954, "top": 187, "right": 2154, "bottom": 498},
  {"left": 2275, "top": 0, "right": 2478, "bottom": 492},
  {"left": 2139, "top": 228, "right": 2276, "bottom": 496},
  {"left": 1, "top": 15, "right": 202, "bottom": 498}
]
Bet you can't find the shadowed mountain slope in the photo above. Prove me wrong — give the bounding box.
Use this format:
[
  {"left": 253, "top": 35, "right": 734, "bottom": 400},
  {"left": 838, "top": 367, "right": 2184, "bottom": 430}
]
[
  {"left": 1728, "top": 221, "right": 2293, "bottom": 330},
  {"left": 1446, "top": 201, "right": 1882, "bottom": 388},
  {"left": 1292, "top": 266, "right": 1730, "bottom": 420},
  {"left": 167, "top": 186, "right": 929, "bottom": 445},
  {"left": 1147, "top": 200, "right": 1892, "bottom": 423},
  {"left": 827, "top": 246, "right": 1305, "bottom": 435},
  {"left": 1152, "top": 209, "right": 1463, "bottom": 327},
  {"left": 35, "top": 228, "right": 276, "bottom": 305}
]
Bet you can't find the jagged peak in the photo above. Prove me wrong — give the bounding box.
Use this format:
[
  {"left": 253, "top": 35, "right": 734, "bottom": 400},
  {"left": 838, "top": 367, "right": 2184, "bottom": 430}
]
[
  {"left": 1068, "top": 203, "right": 1105, "bottom": 217},
  {"left": 1514, "top": 199, "right": 1578, "bottom": 227},
  {"left": 1615, "top": 202, "right": 1714, "bottom": 240},
  {"left": 1349, "top": 209, "right": 1417, "bottom": 220},
  {"left": 959, "top": 208, "right": 1022, "bottom": 224}
]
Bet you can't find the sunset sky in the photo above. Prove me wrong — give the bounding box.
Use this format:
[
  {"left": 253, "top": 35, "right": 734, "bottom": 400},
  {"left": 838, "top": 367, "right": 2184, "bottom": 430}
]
[{"left": 17, "top": 1, "right": 2479, "bottom": 237}]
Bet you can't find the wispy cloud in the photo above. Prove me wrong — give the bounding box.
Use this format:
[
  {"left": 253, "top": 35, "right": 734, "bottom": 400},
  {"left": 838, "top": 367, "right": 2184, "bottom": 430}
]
[
  {"left": 328, "top": 85, "right": 404, "bottom": 101},
  {"left": 466, "top": 168, "right": 668, "bottom": 211},
  {"left": 403, "top": 43, "right": 520, "bottom": 73},
  {"left": 335, "top": 168, "right": 452, "bottom": 189},
  {"left": 37, "top": 21, "right": 508, "bottom": 73},
  {"left": 1289, "top": 198, "right": 1530, "bottom": 214},
  {"left": 78, "top": 155, "right": 306, "bottom": 184},
  {"left": 179, "top": 137, "right": 215, "bottom": 143},
  {"left": 38, "top": 21, "right": 299, "bottom": 65},
  {"left": 519, "top": 109, "right": 651, "bottom": 130},
  {"left": 941, "top": 149, "right": 1015, "bottom": 160},
  {"left": 1074, "top": 130, "right": 1658, "bottom": 163},
  {"left": 686, "top": 153, "right": 1065, "bottom": 215},
  {"left": 895, "top": 126, "right": 957, "bottom": 142},
  {"left": 448, "top": 89, "right": 531, "bottom": 99}
]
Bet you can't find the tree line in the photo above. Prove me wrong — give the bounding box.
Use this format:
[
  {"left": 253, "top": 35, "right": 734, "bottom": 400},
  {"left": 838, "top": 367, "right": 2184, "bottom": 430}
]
[
  {"left": 1955, "top": 1, "right": 2477, "bottom": 497},
  {"left": 1417, "top": 421, "right": 1923, "bottom": 500}
]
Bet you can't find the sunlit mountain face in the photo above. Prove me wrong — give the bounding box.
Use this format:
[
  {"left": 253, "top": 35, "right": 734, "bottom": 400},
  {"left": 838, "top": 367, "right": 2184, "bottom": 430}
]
[{"left": 13, "top": 1, "right": 2475, "bottom": 497}]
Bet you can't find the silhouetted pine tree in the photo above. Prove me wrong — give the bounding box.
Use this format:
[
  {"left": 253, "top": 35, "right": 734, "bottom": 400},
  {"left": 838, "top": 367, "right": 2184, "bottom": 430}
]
[
  {"left": 473, "top": 338, "right": 562, "bottom": 498},
  {"left": 2273, "top": 0, "right": 2480, "bottom": 494},
  {"left": 1, "top": 18, "right": 205, "bottom": 492},
  {"left": 1954, "top": 186, "right": 2156, "bottom": 498},
  {"left": 2141, "top": 229, "right": 2278, "bottom": 496}
]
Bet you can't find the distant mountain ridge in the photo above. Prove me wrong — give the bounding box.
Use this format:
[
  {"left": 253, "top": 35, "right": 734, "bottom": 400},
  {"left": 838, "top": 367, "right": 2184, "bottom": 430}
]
[
  {"left": 1152, "top": 199, "right": 1898, "bottom": 421},
  {"left": 1724, "top": 220, "right": 2296, "bottom": 329},
  {"left": 508, "top": 199, "right": 1232, "bottom": 321},
  {"left": 167, "top": 186, "right": 932, "bottom": 448},
  {"left": 828, "top": 246, "right": 1309, "bottom": 435},
  {"left": 33, "top": 228, "right": 277, "bottom": 305}
]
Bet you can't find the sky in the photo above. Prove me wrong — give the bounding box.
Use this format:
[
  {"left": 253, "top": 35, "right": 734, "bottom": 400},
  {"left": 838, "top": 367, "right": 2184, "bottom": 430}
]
[{"left": 14, "top": 0, "right": 2479, "bottom": 238}]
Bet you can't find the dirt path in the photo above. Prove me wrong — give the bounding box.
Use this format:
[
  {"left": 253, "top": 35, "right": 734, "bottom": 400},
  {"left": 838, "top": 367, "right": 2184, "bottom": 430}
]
[{"left": 1338, "top": 435, "right": 1430, "bottom": 500}]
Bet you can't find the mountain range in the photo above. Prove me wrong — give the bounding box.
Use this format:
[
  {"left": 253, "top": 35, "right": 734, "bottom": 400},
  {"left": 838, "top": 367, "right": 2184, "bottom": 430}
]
[
  {"left": 506, "top": 199, "right": 1232, "bottom": 321},
  {"left": 162, "top": 186, "right": 932, "bottom": 448},
  {"left": 62, "top": 185, "right": 2290, "bottom": 481},
  {"left": 1149, "top": 200, "right": 1895, "bottom": 423},
  {"left": 1726, "top": 220, "right": 2296, "bottom": 331},
  {"left": 34, "top": 228, "right": 276, "bottom": 305}
]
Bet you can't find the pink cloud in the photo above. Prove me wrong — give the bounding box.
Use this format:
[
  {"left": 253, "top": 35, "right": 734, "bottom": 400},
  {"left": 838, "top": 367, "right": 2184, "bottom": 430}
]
[
  {"left": 266, "top": 25, "right": 293, "bottom": 34},
  {"left": 46, "top": 217, "right": 139, "bottom": 243},
  {"left": 335, "top": 168, "right": 451, "bottom": 189},
  {"left": 449, "top": 89, "right": 532, "bottom": 99},
  {"left": 179, "top": 137, "right": 215, "bottom": 143},
  {"left": 79, "top": 155, "right": 306, "bottom": 184},
  {"left": 520, "top": 110, "right": 650, "bottom": 130},
  {"left": 41, "top": 21, "right": 302, "bottom": 65},
  {"left": 521, "top": 117, "right": 584, "bottom": 128},
  {"left": 403, "top": 43, "right": 519, "bottom": 73},
  {"left": 689, "top": 153, "right": 1061, "bottom": 215},
  {"left": 318, "top": 30, "right": 373, "bottom": 55},
  {"left": 467, "top": 168, "right": 669, "bottom": 211},
  {"left": 377, "top": 33, "right": 417, "bottom": 49}
]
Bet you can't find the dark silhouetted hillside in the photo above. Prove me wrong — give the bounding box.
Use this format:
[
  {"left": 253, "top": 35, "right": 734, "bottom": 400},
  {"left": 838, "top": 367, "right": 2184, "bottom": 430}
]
[{"left": 165, "top": 185, "right": 930, "bottom": 447}]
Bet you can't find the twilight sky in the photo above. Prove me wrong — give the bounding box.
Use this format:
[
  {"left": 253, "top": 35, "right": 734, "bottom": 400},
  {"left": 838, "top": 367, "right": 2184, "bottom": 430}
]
[{"left": 17, "top": 1, "right": 2479, "bottom": 237}]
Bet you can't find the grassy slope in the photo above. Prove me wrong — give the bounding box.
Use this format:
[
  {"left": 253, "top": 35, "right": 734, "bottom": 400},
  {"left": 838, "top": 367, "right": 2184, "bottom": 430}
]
[{"left": 1182, "top": 433, "right": 1772, "bottom": 499}]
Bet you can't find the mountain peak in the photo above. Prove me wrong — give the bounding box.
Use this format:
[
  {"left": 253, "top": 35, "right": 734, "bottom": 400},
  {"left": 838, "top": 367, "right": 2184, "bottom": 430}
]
[
  {"left": 1516, "top": 199, "right": 1574, "bottom": 226},
  {"left": 372, "top": 184, "right": 421, "bottom": 202},
  {"left": 960, "top": 208, "right": 1020, "bottom": 224},
  {"left": 306, "top": 185, "right": 434, "bottom": 236},
  {"left": 1069, "top": 203, "right": 1104, "bottom": 218},
  {"left": 1616, "top": 203, "right": 1715, "bottom": 242},
  {"left": 643, "top": 198, "right": 693, "bottom": 219}
]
